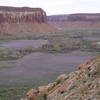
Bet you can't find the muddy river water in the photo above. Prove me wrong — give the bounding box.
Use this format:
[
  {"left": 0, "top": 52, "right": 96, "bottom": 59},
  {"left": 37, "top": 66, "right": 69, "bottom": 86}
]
[{"left": 0, "top": 40, "right": 48, "bottom": 49}]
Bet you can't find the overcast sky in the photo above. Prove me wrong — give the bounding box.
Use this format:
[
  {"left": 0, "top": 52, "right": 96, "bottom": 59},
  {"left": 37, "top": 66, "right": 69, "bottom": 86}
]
[{"left": 0, "top": 0, "right": 100, "bottom": 15}]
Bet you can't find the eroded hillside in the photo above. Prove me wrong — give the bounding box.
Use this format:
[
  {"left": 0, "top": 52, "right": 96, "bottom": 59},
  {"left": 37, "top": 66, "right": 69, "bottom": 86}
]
[{"left": 23, "top": 56, "right": 100, "bottom": 100}]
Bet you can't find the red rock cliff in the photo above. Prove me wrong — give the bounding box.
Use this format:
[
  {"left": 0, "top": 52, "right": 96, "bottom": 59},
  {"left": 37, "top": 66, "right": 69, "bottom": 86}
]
[
  {"left": 0, "top": 6, "right": 47, "bottom": 23},
  {"left": 0, "top": 6, "right": 58, "bottom": 33}
]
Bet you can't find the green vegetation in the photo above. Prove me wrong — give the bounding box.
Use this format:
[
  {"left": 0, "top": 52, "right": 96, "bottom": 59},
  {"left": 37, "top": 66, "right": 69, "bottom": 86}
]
[
  {"left": 0, "top": 47, "right": 38, "bottom": 61},
  {"left": 0, "top": 29, "right": 100, "bottom": 40},
  {"left": 41, "top": 37, "right": 81, "bottom": 53},
  {"left": 37, "top": 93, "right": 47, "bottom": 100},
  {"left": 0, "top": 40, "right": 11, "bottom": 42},
  {"left": 0, "top": 86, "right": 34, "bottom": 100},
  {"left": 0, "top": 29, "right": 100, "bottom": 60},
  {"left": 0, "top": 65, "right": 14, "bottom": 70}
]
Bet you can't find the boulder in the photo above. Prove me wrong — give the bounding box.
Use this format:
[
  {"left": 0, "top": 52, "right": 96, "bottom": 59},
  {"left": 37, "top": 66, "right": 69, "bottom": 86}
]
[{"left": 26, "top": 89, "right": 39, "bottom": 100}]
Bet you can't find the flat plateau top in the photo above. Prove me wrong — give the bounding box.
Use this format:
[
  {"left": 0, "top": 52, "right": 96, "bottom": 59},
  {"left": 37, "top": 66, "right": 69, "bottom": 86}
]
[{"left": 0, "top": 6, "right": 42, "bottom": 12}]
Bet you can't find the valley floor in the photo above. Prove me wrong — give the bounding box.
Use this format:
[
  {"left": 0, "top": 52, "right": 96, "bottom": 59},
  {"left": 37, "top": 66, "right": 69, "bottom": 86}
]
[
  {"left": 0, "top": 51, "right": 96, "bottom": 86},
  {"left": 0, "top": 29, "right": 99, "bottom": 100}
]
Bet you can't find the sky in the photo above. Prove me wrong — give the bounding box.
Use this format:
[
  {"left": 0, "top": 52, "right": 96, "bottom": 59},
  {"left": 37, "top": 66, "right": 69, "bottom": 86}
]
[{"left": 0, "top": 0, "right": 100, "bottom": 15}]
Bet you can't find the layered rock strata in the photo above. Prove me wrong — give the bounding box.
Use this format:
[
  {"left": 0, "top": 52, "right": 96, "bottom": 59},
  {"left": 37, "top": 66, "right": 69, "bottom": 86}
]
[{"left": 0, "top": 6, "right": 58, "bottom": 33}]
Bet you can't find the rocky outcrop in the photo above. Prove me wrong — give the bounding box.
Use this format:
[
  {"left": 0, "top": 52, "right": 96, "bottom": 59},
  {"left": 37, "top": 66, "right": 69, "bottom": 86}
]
[
  {"left": 0, "top": 6, "right": 46, "bottom": 23},
  {"left": 0, "top": 6, "right": 58, "bottom": 33},
  {"left": 79, "top": 56, "right": 100, "bottom": 69},
  {"left": 24, "top": 56, "right": 100, "bottom": 100}
]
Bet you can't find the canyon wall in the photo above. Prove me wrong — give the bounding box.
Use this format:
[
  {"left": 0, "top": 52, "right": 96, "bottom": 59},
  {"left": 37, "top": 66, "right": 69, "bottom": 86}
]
[
  {"left": 0, "top": 6, "right": 47, "bottom": 23},
  {"left": 48, "top": 13, "right": 100, "bottom": 29},
  {"left": 0, "top": 6, "right": 58, "bottom": 33}
]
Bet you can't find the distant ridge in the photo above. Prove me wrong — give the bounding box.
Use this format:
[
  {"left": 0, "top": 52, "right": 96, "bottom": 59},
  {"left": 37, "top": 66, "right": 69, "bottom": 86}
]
[{"left": 48, "top": 13, "right": 100, "bottom": 29}]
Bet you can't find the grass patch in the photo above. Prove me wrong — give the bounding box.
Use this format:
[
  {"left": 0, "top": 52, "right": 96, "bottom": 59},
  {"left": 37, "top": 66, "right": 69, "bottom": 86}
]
[
  {"left": 0, "top": 40, "right": 11, "bottom": 43},
  {"left": 0, "top": 85, "right": 34, "bottom": 100},
  {"left": 0, "top": 66, "right": 14, "bottom": 70}
]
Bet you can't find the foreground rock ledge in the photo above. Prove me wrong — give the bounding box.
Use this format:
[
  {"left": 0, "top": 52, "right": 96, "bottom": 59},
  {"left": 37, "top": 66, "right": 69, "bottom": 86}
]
[{"left": 22, "top": 56, "right": 100, "bottom": 100}]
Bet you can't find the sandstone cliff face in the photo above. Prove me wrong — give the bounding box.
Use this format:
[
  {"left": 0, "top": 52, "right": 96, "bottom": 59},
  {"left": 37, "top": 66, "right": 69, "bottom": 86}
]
[
  {"left": 24, "top": 56, "right": 100, "bottom": 100},
  {"left": 0, "top": 6, "right": 46, "bottom": 23},
  {"left": 0, "top": 6, "right": 58, "bottom": 33}
]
